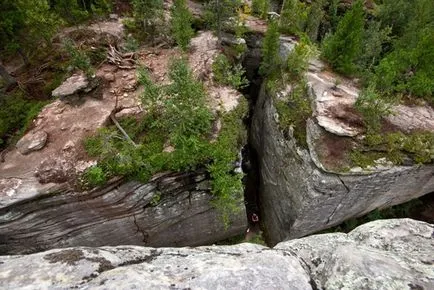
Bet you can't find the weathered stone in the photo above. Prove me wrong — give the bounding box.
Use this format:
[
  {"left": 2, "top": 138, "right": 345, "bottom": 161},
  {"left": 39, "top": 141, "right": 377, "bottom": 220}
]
[
  {"left": 52, "top": 74, "right": 89, "bottom": 98},
  {"left": 34, "top": 158, "right": 74, "bottom": 184},
  {"left": 15, "top": 130, "right": 48, "bottom": 155},
  {"left": 104, "top": 72, "right": 115, "bottom": 82},
  {"left": 0, "top": 170, "right": 247, "bottom": 255},
  {"left": 251, "top": 85, "right": 434, "bottom": 245},
  {"left": 0, "top": 219, "right": 432, "bottom": 290},
  {"left": 277, "top": 219, "right": 434, "bottom": 290}
]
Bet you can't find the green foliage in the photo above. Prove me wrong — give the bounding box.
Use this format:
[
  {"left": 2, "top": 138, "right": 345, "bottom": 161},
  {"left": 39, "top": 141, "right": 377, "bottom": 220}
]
[
  {"left": 259, "top": 19, "right": 281, "bottom": 76},
  {"left": 251, "top": 0, "right": 269, "bottom": 19},
  {"left": 355, "top": 85, "right": 394, "bottom": 133},
  {"left": 305, "top": 0, "right": 325, "bottom": 42},
  {"left": 274, "top": 81, "right": 311, "bottom": 147},
  {"left": 374, "top": 0, "right": 434, "bottom": 100},
  {"left": 377, "top": 0, "right": 412, "bottom": 37},
  {"left": 279, "top": 0, "right": 308, "bottom": 35},
  {"left": 205, "top": 0, "right": 240, "bottom": 41},
  {"left": 150, "top": 192, "right": 161, "bottom": 206},
  {"left": 0, "top": 0, "right": 60, "bottom": 55},
  {"left": 123, "top": 35, "right": 140, "bottom": 52},
  {"left": 131, "top": 0, "right": 164, "bottom": 40},
  {"left": 63, "top": 39, "right": 95, "bottom": 77},
  {"left": 82, "top": 165, "right": 107, "bottom": 188},
  {"left": 286, "top": 41, "right": 313, "bottom": 81},
  {"left": 321, "top": 0, "right": 364, "bottom": 75},
  {"left": 170, "top": 0, "right": 194, "bottom": 51},
  {"left": 356, "top": 131, "right": 434, "bottom": 166},
  {"left": 357, "top": 21, "right": 391, "bottom": 73},
  {"left": 324, "top": 198, "right": 423, "bottom": 233},
  {"left": 212, "top": 53, "right": 249, "bottom": 89},
  {"left": 84, "top": 58, "right": 248, "bottom": 222},
  {"left": 0, "top": 90, "right": 47, "bottom": 148}
]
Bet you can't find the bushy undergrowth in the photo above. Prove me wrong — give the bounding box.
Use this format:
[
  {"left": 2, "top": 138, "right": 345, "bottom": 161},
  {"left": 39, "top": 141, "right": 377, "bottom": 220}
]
[
  {"left": 84, "top": 58, "right": 247, "bottom": 225},
  {"left": 0, "top": 90, "right": 47, "bottom": 148},
  {"left": 212, "top": 53, "right": 249, "bottom": 90}
]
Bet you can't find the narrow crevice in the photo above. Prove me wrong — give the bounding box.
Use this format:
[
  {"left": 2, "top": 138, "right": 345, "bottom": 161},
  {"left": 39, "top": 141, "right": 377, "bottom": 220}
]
[{"left": 237, "top": 32, "right": 265, "bottom": 241}]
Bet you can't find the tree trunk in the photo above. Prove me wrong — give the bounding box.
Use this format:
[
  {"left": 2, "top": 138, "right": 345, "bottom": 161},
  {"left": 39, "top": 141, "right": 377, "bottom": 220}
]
[{"left": 0, "top": 64, "right": 17, "bottom": 90}]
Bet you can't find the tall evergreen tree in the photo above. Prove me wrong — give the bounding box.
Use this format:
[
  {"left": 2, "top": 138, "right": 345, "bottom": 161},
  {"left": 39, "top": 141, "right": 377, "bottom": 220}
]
[
  {"left": 321, "top": 0, "right": 364, "bottom": 75},
  {"left": 279, "top": 0, "right": 307, "bottom": 35},
  {"left": 375, "top": 0, "right": 434, "bottom": 99},
  {"left": 205, "top": 0, "right": 240, "bottom": 43},
  {"left": 259, "top": 19, "right": 281, "bottom": 76},
  {"left": 132, "top": 0, "right": 164, "bottom": 40},
  {"left": 305, "top": 0, "right": 325, "bottom": 42},
  {"left": 170, "top": 0, "right": 194, "bottom": 51}
]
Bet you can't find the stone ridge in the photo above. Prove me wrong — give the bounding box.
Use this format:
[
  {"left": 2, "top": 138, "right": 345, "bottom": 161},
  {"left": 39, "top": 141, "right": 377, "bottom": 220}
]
[{"left": 0, "top": 219, "right": 432, "bottom": 290}]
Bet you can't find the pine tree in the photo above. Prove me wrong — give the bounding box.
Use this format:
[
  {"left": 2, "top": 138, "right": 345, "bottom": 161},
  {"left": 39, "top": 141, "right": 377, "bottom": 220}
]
[
  {"left": 259, "top": 19, "right": 281, "bottom": 76},
  {"left": 132, "top": 0, "right": 164, "bottom": 40},
  {"left": 279, "top": 0, "right": 308, "bottom": 35},
  {"left": 321, "top": 0, "right": 364, "bottom": 75},
  {"left": 170, "top": 0, "right": 194, "bottom": 51},
  {"left": 305, "top": 0, "right": 325, "bottom": 42},
  {"left": 205, "top": 0, "right": 240, "bottom": 43},
  {"left": 252, "top": 0, "right": 269, "bottom": 19}
]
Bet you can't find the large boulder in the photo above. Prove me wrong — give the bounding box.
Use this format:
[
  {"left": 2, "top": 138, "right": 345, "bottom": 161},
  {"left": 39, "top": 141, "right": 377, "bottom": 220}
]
[
  {"left": 0, "top": 219, "right": 432, "bottom": 290},
  {"left": 15, "top": 130, "right": 48, "bottom": 155}
]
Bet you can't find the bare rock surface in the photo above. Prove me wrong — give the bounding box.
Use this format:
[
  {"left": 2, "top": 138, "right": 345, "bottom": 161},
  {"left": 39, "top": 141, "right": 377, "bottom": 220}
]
[
  {"left": 251, "top": 72, "right": 434, "bottom": 245},
  {"left": 0, "top": 170, "right": 246, "bottom": 255},
  {"left": 277, "top": 218, "right": 434, "bottom": 290},
  {"left": 15, "top": 130, "right": 48, "bottom": 155},
  {"left": 0, "top": 219, "right": 432, "bottom": 290},
  {"left": 52, "top": 74, "right": 90, "bottom": 98}
]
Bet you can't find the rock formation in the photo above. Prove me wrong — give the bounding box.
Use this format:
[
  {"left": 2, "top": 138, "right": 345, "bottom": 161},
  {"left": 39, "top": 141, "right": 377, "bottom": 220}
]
[
  {"left": 1, "top": 219, "right": 432, "bottom": 289},
  {"left": 0, "top": 31, "right": 247, "bottom": 254},
  {"left": 250, "top": 39, "right": 434, "bottom": 245}
]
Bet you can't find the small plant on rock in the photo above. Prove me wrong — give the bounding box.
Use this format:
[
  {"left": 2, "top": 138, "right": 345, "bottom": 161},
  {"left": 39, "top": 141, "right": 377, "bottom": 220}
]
[{"left": 212, "top": 54, "right": 249, "bottom": 89}]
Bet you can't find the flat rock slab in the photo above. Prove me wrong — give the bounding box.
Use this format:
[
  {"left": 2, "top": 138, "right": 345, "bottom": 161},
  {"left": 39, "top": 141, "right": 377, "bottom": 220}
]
[
  {"left": 15, "top": 130, "right": 48, "bottom": 155},
  {"left": 0, "top": 219, "right": 432, "bottom": 290},
  {"left": 52, "top": 74, "right": 89, "bottom": 98}
]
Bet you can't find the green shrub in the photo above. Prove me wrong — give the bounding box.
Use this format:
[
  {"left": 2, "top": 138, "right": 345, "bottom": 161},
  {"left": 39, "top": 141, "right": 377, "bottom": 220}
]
[
  {"left": 251, "top": 0, "right": 269, "bottom": 19},
  {"left": 84, "top": 58, "right": 248, "bottom": 223},
  {"left": 170, "top": 0, "right": 194, "bottom": 51},
  {"left": 274, "top": 81, "right": 311, "bottom": 147},
  {"left": 286, "top": 41, "right": 315, "bottom": 81},
  {"left": 82, "top": 165, "right": 107, "bottom": 188},
  {"left": 355, "top": 85, "right": 394, "bottom": 133},
  {"left": 0, "top": 90, "right": 47, "bottom": 148},
  {"left": 212, "top": 54, "right": 249, "bottom": 89},
  {"left": 259, "top": 19, "right": 281, "bottom": 76},
  {"left": 63, "top": 39, "right": 94, "bottom": 77},
  {"left": 321, "top": 0, "right": 364, "bottom": 75},
  {"left": 280, "top": 0, "right": 308, "bottom": 35}
]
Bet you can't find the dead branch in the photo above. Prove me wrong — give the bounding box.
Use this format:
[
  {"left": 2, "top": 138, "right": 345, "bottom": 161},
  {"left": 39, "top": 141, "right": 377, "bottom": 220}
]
[{"left": 110, "top": 113, "right": 137, "bottom": 147}]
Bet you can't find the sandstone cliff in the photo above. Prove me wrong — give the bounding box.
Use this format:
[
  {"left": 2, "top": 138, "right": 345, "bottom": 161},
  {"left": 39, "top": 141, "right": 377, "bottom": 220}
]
[{"left": 250, "top": 39, "right": 434, "bottom": 245}]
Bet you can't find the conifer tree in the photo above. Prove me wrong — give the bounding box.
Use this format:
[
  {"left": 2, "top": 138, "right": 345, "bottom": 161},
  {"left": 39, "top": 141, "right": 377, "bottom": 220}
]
[
  {"left": 305, "top": 0, "right": 325, "bottom": 42},
  {"left": 321, "top": 0, "right": 364, "bottom": 75},
  {"left": 170, "top": 0, "right": 194, "bottom": 51},
  {"left": 132, "top": 0, "right": 164, "bottom": 40},
  {"left": 205, "top": 0, "right": 240, "bottom": 43},
  {"left": 259, "top": 19, "right": 281, "bottom": 76},
  {"left": 279, "top": 0, "right": 307, "bottom": 35}
]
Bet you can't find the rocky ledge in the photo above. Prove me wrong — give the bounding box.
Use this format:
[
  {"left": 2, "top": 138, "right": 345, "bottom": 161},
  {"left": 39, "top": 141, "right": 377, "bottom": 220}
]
[
  {"left": 250, "top": 38, "right": 434, "bottom": 245},
  {"left": 0, "top": 219, "right": 433, "bottom": 290}
]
